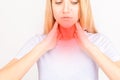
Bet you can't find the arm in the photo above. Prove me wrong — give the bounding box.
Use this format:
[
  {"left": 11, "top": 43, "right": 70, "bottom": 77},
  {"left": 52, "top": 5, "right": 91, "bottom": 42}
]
[
  {"left": 85, "top": 43, "right": 120, "bottom": 80},
  {"left": 0, "top": 41, "right": 48, "bottom": 80},
  {"left": 74, "top": 22, "right": 120, "bottom": 80},
  {"left": 0, "top": 22, "right": 60, "bottom": 80}
]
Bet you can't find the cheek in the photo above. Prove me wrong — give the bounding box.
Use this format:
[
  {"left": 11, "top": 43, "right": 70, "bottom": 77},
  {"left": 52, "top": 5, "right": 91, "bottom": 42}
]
[
  {"left": 74, "top": 9, "right": 79, "bottom": 20},
  {"left": 52, "top": 8, "right": 61, "bottom": 20}
]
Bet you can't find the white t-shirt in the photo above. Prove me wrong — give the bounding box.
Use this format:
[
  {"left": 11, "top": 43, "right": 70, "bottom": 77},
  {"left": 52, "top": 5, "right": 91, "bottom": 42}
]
[{"left": 15, "top": 32, "right": 120, "bottom": 80}]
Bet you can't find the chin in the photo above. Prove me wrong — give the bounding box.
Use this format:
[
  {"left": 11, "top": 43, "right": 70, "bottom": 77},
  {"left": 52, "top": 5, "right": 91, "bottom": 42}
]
[{"left": 59, "top": 23, "right": 75, "bottom": 28}]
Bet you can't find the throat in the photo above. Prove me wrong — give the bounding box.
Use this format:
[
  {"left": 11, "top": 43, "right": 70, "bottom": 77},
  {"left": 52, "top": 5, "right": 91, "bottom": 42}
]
[{"left": 59, "top": 25, "right": 76, "bottom": 40}]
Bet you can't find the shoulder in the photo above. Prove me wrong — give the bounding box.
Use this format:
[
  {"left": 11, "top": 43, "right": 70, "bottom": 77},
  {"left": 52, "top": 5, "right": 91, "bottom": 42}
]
[
  {"left": 86, "top": 32, "right": 120, "bottom": 61},
  {"left": 15, "top": 34, "right": 47, "bottom": 59},
  {"left": 86, "top": 32, "right": 111, "bottom": 46},
  {"left": 27, "top": 34, "right": 47, "bottom": 44},
  {"left": 18, "top": 33, "right": 47, "bottom": 53},
  {"left": 86, "top": 32, "right": 114, "bottom": 51},
  {"left": 32, "top": 34, "right": 46, "bottom": 42}
]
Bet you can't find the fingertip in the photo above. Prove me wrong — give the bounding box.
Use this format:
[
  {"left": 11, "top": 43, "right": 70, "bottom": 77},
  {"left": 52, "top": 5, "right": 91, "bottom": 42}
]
[
  {"left": 75, "top": 22, "right": 83, "bottom": 31},
  {"left": 75, "top": 22, "right": 80, "bottom": 28},
  {"left": 58, "top": 33, "right": 62, "bottom": 40},
  {"left": 53, "top": 22, "right": 59, "bottom": 30},
  {"left": 54, "top": 22, "right": 58, "bottom": 27},
  {"left": 55, "top": 21, "right": 58, "bottom": 25},
  {"left": 73, "top": 32, "right": 77, "bottom": 38}
]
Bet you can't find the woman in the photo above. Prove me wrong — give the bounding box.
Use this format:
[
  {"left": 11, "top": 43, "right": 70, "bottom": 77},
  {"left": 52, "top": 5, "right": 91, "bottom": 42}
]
[{"left": 0, "top": 0, "right": 120, "bottom": 80}]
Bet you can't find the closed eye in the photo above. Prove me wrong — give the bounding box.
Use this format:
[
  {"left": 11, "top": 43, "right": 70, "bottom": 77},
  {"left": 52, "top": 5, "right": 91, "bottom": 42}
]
[
  {"left": 55, "top": 1, "right": 62, "bottom": 4},
  {"left": 71, "top": 1, "right": 78, "bottom": 4}
]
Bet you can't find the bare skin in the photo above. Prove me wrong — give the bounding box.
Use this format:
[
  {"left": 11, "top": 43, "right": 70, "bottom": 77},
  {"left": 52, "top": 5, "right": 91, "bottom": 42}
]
[
  {"left": 0, "top": 22, "right": 61, "bottom": 80},
  {"left": 74, "top": 22, "right": 120, "bottom": 80},
  {"left": 0, "top": 0, "right": 120, "bottom": 79},
  {"left": 0, "top": 22, "right": 120, "bottom": 80}
]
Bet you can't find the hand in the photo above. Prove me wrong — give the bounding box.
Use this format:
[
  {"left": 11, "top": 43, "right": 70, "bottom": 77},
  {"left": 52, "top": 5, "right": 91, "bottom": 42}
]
[
  {"left": 74, "top": 22, "right": 91, "bottom": 49},
  {"left": 43, "top": 22, "right": 62, "bottom": 51}
]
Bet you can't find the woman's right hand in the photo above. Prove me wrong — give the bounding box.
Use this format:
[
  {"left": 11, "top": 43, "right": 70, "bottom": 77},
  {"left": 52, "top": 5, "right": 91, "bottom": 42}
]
[
  {"left": 0, "top": 22, "right": 61, "bottom": 80},
  {"left": 43, "top": 22, "right": 62, "bottom": 51}
]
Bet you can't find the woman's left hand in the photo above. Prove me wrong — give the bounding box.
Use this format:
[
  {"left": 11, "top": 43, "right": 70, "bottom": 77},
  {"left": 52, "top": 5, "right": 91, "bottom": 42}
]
[{"left": 74, "top": 22, "right": 91, "bottom": 50}]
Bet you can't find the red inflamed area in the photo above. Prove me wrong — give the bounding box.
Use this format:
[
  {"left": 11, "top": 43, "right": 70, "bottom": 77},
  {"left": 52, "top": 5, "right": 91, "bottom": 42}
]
[{"left": 58, "top": 23, "right": 76, "bottom": 41}]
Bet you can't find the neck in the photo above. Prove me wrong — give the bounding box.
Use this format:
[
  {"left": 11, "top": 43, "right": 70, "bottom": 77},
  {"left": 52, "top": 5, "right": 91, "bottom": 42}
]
[{"left": 59, "top": 25, "right": 76, "bottom": 40}]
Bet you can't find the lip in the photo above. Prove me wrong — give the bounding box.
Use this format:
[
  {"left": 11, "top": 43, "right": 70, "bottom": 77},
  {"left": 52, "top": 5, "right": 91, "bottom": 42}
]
[
  {"left": 61, "top": 17, "right": 72, "bottom": 20},
  {"left": 61, "top": 16, "right": 72, "bottom": 18}
]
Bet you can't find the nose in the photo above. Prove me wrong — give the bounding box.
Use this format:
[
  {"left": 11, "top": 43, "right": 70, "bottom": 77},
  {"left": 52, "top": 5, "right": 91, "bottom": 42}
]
[{"left": 63, "top": 3, "right": 71, "bottom": 13}]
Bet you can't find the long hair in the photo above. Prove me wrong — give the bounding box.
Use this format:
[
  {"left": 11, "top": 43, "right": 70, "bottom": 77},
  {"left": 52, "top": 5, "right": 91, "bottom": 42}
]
[{"left": 43, "top": 0, "right": 97, "bottom": 34}]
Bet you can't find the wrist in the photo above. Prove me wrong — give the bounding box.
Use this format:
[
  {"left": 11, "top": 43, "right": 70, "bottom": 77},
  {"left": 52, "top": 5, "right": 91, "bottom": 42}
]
[
  {"left": 40, "top": 40, "right": 50, "bottom": 51},
  {"left": 85, "top": 43, "right": 99, "bottom": 55},
  {"left": 84, "top": 42, "right": 96, "bottom": 52}
]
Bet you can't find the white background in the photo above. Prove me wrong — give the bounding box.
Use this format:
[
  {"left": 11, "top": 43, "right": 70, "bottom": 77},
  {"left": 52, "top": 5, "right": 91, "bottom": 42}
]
[{"left": 0, "top": 0, "right": 120, "bottom": 80}]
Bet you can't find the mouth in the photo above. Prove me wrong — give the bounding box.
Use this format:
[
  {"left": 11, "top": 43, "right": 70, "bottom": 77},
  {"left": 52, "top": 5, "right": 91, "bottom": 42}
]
[{"left": 61, "top": 17, "right": 72, "bottom": 20}]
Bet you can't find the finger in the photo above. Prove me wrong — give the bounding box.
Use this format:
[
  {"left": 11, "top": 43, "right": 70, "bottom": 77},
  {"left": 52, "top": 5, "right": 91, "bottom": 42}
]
[
  {"left": 52, "top": 22, "right": 59, "bottom": 32},
  {"left": 57, "top": 29, "right": 62, "bottom": 40},
  {"left": 73, "top": 32, "right": 77, "bottom": 39},
  {"left": 48, "top": 22, "right": 59, "bottom": 36},
  {"left": 73, "top": 32, "right": 79, "bottom": 42},
  {"left": 75, "top": 22, "right": 82, "bottom": 31},
  {"left": 57, "top": 33, "right": 62, "bottom": 40}
]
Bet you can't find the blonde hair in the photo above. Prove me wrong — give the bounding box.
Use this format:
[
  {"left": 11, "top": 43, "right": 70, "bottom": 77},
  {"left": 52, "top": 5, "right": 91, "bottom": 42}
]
[{"left": 44, "top": 0, "right": 97, "bottom": 34}]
